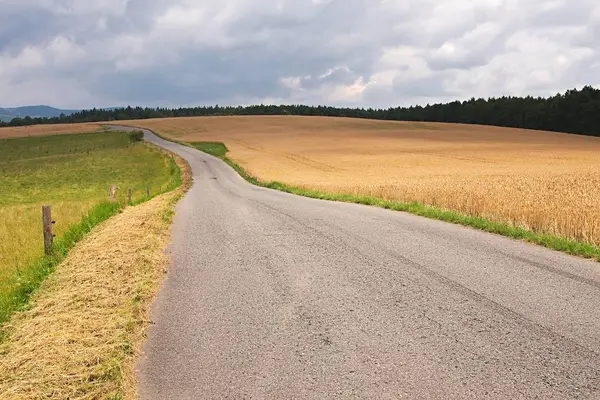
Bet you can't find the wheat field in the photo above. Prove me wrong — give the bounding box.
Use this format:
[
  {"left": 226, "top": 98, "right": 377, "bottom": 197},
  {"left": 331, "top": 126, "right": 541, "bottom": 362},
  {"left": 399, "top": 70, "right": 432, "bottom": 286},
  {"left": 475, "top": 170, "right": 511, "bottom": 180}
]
[
  {"left": 123, "top": 116, "right": 600, "bottom": 246},
  {"left": 0, "top": 122, "right": 103, "bottom": 139}
]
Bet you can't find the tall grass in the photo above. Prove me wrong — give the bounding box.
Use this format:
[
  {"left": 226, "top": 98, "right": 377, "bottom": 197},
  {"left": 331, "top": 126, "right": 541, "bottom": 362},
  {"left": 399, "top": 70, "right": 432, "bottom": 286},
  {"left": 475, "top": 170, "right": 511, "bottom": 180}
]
[{"left": 0, "top": 131, "right": 181, "bottom": 325}]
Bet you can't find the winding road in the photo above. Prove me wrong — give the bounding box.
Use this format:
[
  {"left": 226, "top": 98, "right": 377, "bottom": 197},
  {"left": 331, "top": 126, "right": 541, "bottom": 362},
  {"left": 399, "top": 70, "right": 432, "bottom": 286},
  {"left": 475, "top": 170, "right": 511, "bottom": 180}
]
[{"left": 117, "top": 127, "right": 600, "bottom": 399}]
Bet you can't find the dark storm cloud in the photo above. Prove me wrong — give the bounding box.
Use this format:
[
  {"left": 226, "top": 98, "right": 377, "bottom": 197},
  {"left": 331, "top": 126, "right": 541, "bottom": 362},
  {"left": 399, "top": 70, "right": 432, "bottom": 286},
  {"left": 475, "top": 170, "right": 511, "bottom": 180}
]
[
  {"left": 0, "top": 9, "right": 53, "bottom": 52},
  {"left": 0, "top": 0, "right": 597, "bottom": 108},
  {"left": 92, "top": 51, "right": 292, "bottom": 105}
]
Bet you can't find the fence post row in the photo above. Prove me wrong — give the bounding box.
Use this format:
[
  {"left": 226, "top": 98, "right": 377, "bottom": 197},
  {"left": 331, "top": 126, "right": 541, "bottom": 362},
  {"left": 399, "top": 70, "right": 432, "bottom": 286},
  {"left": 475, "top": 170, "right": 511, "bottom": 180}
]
[
  {"left": 42, "top": 182, "right": 155, "bottom": 254},
  {"left": 42, "top": 206, "right": 54, "bottom": 256}
]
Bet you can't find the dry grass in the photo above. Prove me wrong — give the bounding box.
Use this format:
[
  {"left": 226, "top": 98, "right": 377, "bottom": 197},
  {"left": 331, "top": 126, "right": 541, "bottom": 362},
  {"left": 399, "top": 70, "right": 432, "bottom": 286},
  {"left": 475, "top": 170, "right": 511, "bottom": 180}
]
[
  {"left": 126, "top": 116, "right": 600, "bottom": 246},
  {"left": 0, "top": 194, "right": 172, "bottom": 399},
  {"left": 0, "top": 200, "right": 96, "bottom": 281},
  {"left": 0, "top": 123, "right": 103, "bottom": 139}
]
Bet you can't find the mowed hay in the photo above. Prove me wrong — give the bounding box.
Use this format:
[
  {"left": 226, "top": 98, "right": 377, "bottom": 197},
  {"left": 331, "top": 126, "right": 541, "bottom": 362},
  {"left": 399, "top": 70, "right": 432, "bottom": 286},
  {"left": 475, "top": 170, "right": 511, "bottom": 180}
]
[
  {"left": 128, "top": 116, "right": 600, "bottom": 246},
  {"left": 0, "top": 193, "right": 174, "bottom": 399},
  {"left": 0, "top": 122, "right": 103, "bottom": 139}
]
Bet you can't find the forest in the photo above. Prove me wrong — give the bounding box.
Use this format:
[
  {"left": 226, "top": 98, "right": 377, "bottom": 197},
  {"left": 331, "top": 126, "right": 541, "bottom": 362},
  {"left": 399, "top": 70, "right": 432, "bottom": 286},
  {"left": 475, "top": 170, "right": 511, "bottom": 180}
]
[{"left": 2, "top": 86, "right": 599, "bottom": 137}]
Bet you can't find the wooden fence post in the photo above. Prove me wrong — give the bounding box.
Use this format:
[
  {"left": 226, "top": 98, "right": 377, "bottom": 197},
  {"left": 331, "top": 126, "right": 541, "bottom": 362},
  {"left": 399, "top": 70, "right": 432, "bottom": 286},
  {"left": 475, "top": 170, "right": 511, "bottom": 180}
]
[
  {"left": 42, "top": 206, "right": 54, "bottom": 256},
  {"left": 146, "top": 186, "right": 150, "bottom": 197},
  {"left": 128, "top": 188, "right": 132, "bottom": 204},
  {"left": 109, "top": 185, "right": 118, "bottom": 201}
]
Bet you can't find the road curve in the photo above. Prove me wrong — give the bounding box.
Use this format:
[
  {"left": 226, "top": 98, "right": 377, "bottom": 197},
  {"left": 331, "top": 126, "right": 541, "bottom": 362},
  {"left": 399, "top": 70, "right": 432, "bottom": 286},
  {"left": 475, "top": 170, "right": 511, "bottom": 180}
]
[{"left": 115, "top": 126, "right": 600, "bottom": 399}]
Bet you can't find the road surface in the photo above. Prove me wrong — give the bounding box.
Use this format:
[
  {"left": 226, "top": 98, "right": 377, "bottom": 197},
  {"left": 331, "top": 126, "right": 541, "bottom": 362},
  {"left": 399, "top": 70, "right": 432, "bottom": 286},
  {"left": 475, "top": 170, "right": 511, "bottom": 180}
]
[{"left": 115, "top": 127, "right": 600, "bottom": 399}]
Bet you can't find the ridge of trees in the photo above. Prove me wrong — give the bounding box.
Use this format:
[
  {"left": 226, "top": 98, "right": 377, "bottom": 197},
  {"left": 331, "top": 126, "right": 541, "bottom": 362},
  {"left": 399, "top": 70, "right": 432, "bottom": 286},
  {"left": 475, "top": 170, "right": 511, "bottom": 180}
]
[{"left": 2, "top": 86, "right": 599, "bottom": 137}]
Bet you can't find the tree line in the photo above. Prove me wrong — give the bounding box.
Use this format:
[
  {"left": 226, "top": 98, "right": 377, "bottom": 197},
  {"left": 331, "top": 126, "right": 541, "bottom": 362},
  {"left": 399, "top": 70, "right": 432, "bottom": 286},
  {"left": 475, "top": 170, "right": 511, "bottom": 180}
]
[{"left": 2, "top": 86, "right": 599, "bottom": 137}]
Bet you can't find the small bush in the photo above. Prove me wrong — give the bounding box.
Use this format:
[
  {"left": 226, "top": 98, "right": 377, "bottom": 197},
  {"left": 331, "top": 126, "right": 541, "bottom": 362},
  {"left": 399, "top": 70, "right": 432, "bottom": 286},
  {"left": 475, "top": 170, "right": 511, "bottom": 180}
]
[{"left": 128, "top": 130, "right": 144, "bottom": 143}]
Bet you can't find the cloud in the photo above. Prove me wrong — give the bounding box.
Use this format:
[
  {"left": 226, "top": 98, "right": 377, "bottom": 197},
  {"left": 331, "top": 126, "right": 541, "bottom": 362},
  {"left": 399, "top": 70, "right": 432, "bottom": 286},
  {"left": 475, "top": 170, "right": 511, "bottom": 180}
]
[{"left": 0, "top": 0, "right": 597, "bottom": 108}]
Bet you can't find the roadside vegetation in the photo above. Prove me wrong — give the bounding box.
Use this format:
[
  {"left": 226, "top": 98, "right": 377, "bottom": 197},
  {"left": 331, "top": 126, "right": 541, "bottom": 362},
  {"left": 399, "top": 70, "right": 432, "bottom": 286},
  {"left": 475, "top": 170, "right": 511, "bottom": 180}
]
[
  {"left": 193, "top": 142, "right": 228, "bottom": 158},
  {"left": 0, "top": 131, "right": 181, "bottom": 325}
]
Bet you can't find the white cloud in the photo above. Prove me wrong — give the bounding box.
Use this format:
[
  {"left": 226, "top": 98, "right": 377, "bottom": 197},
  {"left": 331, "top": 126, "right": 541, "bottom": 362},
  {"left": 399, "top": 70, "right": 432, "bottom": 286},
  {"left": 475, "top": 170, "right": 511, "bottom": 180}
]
[{"left": 0, "top": 0, "right": 597, "bottom": 108}]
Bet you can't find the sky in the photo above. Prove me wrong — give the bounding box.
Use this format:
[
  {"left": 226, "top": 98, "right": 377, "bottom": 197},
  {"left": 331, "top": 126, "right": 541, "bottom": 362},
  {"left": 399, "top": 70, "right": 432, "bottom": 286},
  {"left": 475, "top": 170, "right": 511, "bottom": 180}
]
[{"left": 0, "top": 0, "right": 598, "bottom": 109}]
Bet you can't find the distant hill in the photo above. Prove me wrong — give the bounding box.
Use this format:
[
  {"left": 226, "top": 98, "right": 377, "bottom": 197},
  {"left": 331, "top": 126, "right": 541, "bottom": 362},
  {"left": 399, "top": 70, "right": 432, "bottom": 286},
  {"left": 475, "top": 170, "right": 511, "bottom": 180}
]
[{"left": 0, "top": 106, "right": 80, "bottom": 122}]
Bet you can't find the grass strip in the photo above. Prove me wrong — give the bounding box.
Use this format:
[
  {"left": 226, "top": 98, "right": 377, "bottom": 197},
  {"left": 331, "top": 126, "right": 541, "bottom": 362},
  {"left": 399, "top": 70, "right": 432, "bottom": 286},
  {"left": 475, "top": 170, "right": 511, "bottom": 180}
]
[{"left": 192, "top": 141, "right": 600, "bottom": 262}]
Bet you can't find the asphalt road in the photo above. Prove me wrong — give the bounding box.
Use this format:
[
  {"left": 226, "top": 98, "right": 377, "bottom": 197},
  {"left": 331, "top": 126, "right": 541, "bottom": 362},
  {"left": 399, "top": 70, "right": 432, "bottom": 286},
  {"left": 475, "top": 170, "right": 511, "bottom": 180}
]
[{"left": 117, "top": 127, "right": 600, "bottom": 399}]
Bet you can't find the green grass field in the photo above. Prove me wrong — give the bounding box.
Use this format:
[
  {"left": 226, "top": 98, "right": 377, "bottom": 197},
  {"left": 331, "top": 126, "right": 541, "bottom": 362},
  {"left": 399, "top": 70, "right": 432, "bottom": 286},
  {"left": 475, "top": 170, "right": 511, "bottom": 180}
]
[{"left": 0, "top": 131, "right": 180, "bottom": 324}]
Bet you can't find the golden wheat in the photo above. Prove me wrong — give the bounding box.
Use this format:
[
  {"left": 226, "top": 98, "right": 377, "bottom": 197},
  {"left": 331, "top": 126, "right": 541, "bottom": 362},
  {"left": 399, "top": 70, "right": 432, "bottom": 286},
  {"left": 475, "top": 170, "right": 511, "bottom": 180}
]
[{"left": 123, "top": 116, "right": 600, "bottom": 246}]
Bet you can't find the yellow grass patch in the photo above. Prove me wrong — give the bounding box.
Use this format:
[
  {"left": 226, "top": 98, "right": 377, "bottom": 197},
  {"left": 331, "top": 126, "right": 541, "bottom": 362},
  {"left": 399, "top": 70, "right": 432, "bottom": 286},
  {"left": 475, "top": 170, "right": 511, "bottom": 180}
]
[
  {"left": 0, "top": 200, "right": 96, "bottom": 282},
  {"left": 0, "top": 123, "right": 103, "bottom": 139},
  {"left": 127, "top": 116, "right": 600, "bottom": 246}
]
